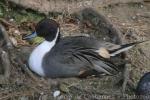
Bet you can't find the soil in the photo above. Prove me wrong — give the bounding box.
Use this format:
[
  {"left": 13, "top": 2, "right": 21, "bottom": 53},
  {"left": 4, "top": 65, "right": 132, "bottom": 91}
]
[{"left": 0, "top": 1, "right": 150, "bottom": 100}]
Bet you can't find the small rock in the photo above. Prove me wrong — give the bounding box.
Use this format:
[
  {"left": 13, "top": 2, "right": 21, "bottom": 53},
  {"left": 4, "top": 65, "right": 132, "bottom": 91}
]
[
  {"left": 140, "top": 5, "right": 144, "bottom": 8},
  {"left": 9, "top": 18, "right": 14, "bottom": 22},
  {"left": 132, "top": 16, "right": 136, "bottom": 20},
  {"left": 53, "top": 90, "right": 61, "bottom": 97}
]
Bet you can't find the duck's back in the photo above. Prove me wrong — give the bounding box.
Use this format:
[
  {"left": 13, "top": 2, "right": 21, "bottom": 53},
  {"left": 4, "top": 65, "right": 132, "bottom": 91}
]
[{"left": 42, "top": 36, "right": 118, "bottom": 78}]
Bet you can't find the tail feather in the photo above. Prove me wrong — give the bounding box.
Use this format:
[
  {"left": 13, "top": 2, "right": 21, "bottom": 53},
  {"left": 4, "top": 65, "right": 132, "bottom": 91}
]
[{"left": 109, "top": 40, "right": 149, "bottom": 56}]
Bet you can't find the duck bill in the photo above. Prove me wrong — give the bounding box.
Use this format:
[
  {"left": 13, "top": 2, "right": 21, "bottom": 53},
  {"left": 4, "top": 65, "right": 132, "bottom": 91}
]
[{"left": 22, "top": 32, "right": 37, "bottom": 40}]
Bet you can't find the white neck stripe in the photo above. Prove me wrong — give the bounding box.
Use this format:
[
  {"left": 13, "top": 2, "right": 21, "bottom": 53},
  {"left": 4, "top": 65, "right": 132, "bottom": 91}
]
[
  {"left": 28, "top": 28, "right": 59, "bottom": 76},
  {"left": 53, "top": 28, "right": 59, "bottom": 42}
]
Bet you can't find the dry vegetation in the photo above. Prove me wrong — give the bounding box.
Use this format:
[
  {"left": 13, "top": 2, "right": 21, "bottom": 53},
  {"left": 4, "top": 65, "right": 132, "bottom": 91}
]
[{"left": 0, "top": 0, "right": 150, "bottom": 100}]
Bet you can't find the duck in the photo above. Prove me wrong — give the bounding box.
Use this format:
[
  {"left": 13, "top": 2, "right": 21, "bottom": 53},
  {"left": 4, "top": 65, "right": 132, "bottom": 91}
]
[
  {"left": 136, "top": 72, "right": 150, "bottom": 96},
  {"left": 22, "top": 18, "right": 146, "bottom": 78}
]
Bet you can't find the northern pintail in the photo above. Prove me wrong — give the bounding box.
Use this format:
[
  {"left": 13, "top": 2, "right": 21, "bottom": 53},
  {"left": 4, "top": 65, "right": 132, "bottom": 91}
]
[{"left": 23, "top": 18, "right": 146, "bottom": 78}]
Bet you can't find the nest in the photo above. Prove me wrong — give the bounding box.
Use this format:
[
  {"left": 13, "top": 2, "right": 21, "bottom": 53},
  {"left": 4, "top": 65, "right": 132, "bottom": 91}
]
[{"left": 0, "top": 8, "right": 132, "bottom": 99}]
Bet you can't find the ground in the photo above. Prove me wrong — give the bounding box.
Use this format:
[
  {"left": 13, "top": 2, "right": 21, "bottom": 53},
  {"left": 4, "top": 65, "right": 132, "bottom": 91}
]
[{"left": 0, "top": 1, "right": 150, "bottom": 100}]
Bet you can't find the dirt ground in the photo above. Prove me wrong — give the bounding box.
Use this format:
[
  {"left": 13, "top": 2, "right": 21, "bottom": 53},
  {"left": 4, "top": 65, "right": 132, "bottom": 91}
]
[
  {"left": 101, "top": 1, "right": 150, "bottom": 89},
  {"left": 0, "top": 1, "right": 150, "bottom": 100}
]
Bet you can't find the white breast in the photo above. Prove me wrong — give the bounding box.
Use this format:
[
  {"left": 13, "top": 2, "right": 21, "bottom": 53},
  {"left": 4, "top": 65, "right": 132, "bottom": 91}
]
[{"left": 28, "top": 41, "right": 55, "bottom": 76}]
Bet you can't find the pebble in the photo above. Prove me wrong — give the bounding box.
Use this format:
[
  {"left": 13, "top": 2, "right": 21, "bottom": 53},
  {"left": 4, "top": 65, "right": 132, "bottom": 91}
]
[
  {"left": 132, "top": 16, "right": 136, "bottom": 20},
  {"left": 53, "top": 90, "right": 61, "bottom": 97},
  {"left": 140, "top": 5, "right": 144, "bottom": 8},
  {"left": 9, "top": 18, "right": 14, "bottom": 22}
]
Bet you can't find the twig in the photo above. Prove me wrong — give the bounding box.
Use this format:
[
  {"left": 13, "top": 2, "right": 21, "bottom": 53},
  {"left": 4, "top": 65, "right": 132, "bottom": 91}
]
[
  {"left": 0, "top": 24, "right": 13, "bottom": 49},
  {"left": 0, "top": 24, "right": 12, "bottom": 83},
  {"left": 0, "top": 18, "right": 16, "bottom": 28},
  {"left": 122, "top": 64, "right": 130, "bottom": 94}
]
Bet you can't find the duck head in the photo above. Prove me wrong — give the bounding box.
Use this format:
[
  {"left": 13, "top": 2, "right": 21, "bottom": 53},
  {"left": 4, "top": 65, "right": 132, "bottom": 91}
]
[{"left": 23, "top": 18, "right": 60, "bottom": 42}]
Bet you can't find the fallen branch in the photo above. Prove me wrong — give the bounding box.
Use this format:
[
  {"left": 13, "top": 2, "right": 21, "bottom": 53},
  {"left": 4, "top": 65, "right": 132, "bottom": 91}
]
[
  {"left": 0, "top": 18, "right": 16, "bottom": 28},
  {"left": 0, "top": 24, "right": 12, "bottom": 84},
  {"left": 0, "top": 24, "right": 13, "bottom": 49},
  {"left": 8, "top": 0, "right": 144, "bottom": 14}
]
